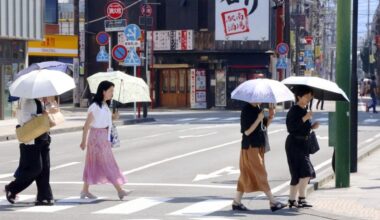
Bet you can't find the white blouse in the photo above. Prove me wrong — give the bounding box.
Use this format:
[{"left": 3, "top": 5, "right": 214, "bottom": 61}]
[{"left": 88, "top": 102, "right": 112, "bottom": 140}]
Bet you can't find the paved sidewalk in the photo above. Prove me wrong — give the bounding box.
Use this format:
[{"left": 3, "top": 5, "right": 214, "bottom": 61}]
[
  {"left": 308, "top": 148, "right": 380, "bottom": 220},
  {"left": 0, "top": 107, "right": 155, "bottom": 142}
]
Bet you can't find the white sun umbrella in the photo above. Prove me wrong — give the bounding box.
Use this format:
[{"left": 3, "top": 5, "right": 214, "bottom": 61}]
[
  {"left": 87, "top": 71, "right": 151, "bottom": 103},
  {"left": 281, "top": 76, "right": 349, "bottom": 101},
  {"left": 231, "top": 78, "right": 295, "bottom": 103},
  {"left": 9, "top": 69, "right": 76, "bottom": 99}
]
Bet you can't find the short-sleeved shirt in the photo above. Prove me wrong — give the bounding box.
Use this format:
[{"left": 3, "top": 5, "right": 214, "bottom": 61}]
[
  {"left": 286, "top": 105, "right": 311, "bottom": 136},
  {"left": 240, "top": 104, "right": 267, "bottom": 149},
  {"left": 88, "top": 102, "right": 112, "bottom": 140}
]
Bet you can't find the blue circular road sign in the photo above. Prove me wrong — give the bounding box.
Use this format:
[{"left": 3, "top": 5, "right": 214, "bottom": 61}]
[
  {"left": 112, "top": 45, "right": 128, "bottom": 62},
  {"left": 124, "top": 24, "right": 141, "bottom": 41},
  {"left": 96, "top": 32, "right": 110, "bottom": 46},
  {"left": 276, "top": 43, "right": 289, "bottom": 55}
]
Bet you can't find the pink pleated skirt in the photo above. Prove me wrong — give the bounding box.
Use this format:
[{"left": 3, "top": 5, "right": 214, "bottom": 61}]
[{"left": 83, "top": 127, "right": 127, "bottom": 185}]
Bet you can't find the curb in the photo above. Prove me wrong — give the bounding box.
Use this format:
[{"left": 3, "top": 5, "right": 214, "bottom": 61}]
[
  {"left": 0, "top": 118, "right": 155, "bottom": 142},
  {"left": 306, "top": 142, "right": 380, "bottom": 196}
]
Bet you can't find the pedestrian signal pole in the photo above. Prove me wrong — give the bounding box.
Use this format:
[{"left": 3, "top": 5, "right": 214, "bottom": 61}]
[{"left": 335, "top": 0, "right": 351, "bottom": 187}]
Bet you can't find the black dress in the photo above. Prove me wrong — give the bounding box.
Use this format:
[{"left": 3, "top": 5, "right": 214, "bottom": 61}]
[{"left": 285, "top": 105, "right": 316, "bottom": 185}]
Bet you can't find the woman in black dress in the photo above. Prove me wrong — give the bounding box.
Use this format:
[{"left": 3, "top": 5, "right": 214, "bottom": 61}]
[
  {"left": 232, "top": 103, "right": 286, "bottom": 212},
  {"left": 285, "top": 85, "right": 320, "bottom": 208}
]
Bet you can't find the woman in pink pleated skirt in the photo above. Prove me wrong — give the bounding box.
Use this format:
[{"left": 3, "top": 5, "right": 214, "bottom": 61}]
[{"left": 80, "top": 81, "right": 129, "bottom": 200}]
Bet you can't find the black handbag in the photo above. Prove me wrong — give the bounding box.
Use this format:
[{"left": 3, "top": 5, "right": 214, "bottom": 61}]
[{"left": 308, "top": 131, "right": 320, "bottom": 154}]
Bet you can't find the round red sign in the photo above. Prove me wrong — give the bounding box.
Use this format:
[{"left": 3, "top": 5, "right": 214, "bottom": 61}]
[{"left": 107, "top": 1, "right": 124, "bottom": 20}]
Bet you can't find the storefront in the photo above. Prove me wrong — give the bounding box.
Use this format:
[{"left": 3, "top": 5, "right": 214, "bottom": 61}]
[
  {"left": 0, "top": 0, "right": 44, "bottom": 120},
  {"left": 0, "top": 40, "right": 26, "bottom": 119},
  {"left": 28, "top": 35, "right": 79, "bottom": 63}
]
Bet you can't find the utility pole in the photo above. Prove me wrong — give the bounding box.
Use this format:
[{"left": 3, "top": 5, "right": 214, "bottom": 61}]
[
  {"left": 350, "top": 0, "right": 358, "bottom": 173},
  {"left": 335, "top": 0, "right": 351, "bottom": 188},
  {"left": 142, "top": 0, "right": 148, "bottom": 118},
  {"left": 73, "top": 0, "right": 80, "bottom": 107},
  {"left": 368, "top": 0, "right": 372, "bottom": 76}
]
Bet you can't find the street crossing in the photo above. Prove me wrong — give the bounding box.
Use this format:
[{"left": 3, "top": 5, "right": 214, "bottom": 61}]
[{"left": 0, "top": 195, "right": 236, "bottom": 217}]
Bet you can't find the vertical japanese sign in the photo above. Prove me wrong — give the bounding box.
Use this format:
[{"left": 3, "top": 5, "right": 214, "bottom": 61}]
[
  {"left": 215, "top": 70, "right": 227, "bottom": 107},
  {"left": 215, "top": 0, "right": 269, "bottom": 41},
  {"left": 190, "top": 69, "right": 207, "bottom": 109}
]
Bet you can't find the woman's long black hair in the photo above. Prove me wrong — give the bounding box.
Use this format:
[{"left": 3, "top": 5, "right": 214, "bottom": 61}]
[{"left": 92, "top": 80, "right": 115, "bottom": 108}]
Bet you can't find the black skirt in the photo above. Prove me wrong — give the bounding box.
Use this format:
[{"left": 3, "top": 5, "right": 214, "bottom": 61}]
[{"left": 285, "top": 135, "right": 316, "bottom": 185}]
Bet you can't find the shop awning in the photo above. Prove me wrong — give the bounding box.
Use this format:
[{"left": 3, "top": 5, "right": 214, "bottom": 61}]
[{"left": 152, "top": 64, "right": 190, "bottom": 69}]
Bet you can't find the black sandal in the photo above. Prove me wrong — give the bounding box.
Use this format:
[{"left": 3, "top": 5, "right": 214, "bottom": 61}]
[
  {"left": 298, "top": 197, "right": 312, "bottom": 208},
  {"left": 288, "top": 199, "right": 300, "bottom": 208},
  {"left": 232, "top": 202, "right": 249, "bottom": 211},
  {"left": 270, "top": 202, "right": 287, "bottom": 212}
]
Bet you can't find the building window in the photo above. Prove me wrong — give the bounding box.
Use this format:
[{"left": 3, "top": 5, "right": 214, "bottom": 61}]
[
  {"left": 170, "top": 70, "right": 177, "bottom": 92},
  {"left": 162, "top": 70, "right": 169, "bottom": 93},
  {"left": 45, "top": 0, "right": 58, "bottom": 24},
  {"left": 179, "top": 69, "right": 186, "bottom": 92}
]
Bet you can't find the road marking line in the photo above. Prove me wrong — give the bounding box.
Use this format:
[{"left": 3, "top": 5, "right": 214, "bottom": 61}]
[
  {"left": 176, "top": 118, "right": 197, "bottom": 122},
  {"left": 317, "top": 135, "right": 329, "bottom": 140},
  {"left": 17, "top": 205, "right": 75, "bottom": 213},
  {"left": 316, "top": 117, "right": 329, "bottom": 122},
  {"left": 179, "top": 132, "right": 218, "bottom": 139},
  {"left": 122, "top": 139, "right": 241, "bottom": 175},
  {"left": 168, "top": 199, "right": 231, "bottom": 217},
  {"left": 51, "top": 162, "right": 80, "bottom": 171},
  {"left": 364, "top": 138, "right": 375, "bottom": 143},
  {"left": 223, "top": 117, "right": 239, "bottom": 121},
  {"left": 56, "top": 196, "right": 106, "bottom": 204},
  {"left": 200, "top": 117, "right": 220, "bottom": 121},
  {"left": 272, "top": 117, "right": 286, "bottom": 121},
  {"left": 0, "top": 195, "right": 35, "bottom": 206},
  {"left": 94, "top": 197, "right": 172, "bottom": 215},
  {"left": 0, "top": 162, "right": 80, "bottom": 179},
  {"left": 363, "top": 119, "right": 379, "bottom": 123}
]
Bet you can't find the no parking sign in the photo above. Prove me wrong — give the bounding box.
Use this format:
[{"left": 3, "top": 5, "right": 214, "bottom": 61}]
[{"left": 112, "top": 45, "right": 128, "bottom": 62}]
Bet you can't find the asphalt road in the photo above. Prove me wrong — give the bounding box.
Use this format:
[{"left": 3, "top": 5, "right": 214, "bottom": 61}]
[{"left": 0, "top": 111, "right": 379, "bottom": 220}]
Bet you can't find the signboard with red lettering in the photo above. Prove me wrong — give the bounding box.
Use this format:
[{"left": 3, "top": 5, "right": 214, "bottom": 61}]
[
  {"left": 215, "top": 0, "right": 269, "bottom": 41},
  {"left": 106, "top": 1, "right": 125, "bottom": 20}
]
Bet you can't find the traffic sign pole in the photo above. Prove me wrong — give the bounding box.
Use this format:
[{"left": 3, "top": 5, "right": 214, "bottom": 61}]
[
  {"left": 108, "top": 36, "right": 113, "bottom": 71},
  {"left": 134, "top": 65, "right": 137, "bottom": 119}
]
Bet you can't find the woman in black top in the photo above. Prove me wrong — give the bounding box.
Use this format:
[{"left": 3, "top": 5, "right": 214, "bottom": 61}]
[
  {"left": 232, "top": 103, "right": 286, "bottom": 212},
  {"left": 285, "top": 85, "right": 320, "bottom": 208}
]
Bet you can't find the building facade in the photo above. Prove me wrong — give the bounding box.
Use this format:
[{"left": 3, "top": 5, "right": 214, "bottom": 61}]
[
  {"left": 0, "top": 0, "right": 45, "bottom": 119},
  {"left": 86, "top": 0, "right": 279, "bottom": 109}
]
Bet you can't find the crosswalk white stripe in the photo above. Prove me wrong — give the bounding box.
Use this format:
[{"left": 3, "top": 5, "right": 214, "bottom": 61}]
[
  {"left": 200, "top": 117, "right": 220, "bottom": 121},
  {"left": 223, "top": 117, "right": 239, "bottom": 121},
  {"left": 94, "top": 197, "right": 172, "bottom": 215},
  {"left": 0, "top": 195, "right": 35, "bottom": 206},
  {"left": 17, "top": 205, "right": 75, "bottom": 213},
  {"left": 363, "top": 119, "right": 379, "bottom": 123},
  {"left": 168, "top": 199, "right": 231, "bottom": 217}
]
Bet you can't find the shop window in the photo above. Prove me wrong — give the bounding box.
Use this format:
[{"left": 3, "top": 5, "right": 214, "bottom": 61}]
[
  {"left": 170, "top": 70, "right": 177, "bottom": 92},
  {"left": 179, "top": 69, "right": 186, "bottom": 92},
  {"left": 12, "top": 41, "right": 24, "bottom": 60},
  {"left": 162, "top": 70, "right": 169, "bottom": 93}
]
